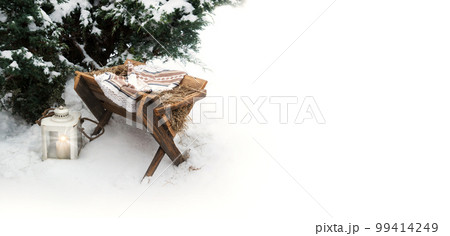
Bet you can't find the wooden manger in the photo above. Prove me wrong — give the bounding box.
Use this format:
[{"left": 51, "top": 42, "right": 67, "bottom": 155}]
[{"left": 74, "top": 59, "right": 207, "bottom": 179}]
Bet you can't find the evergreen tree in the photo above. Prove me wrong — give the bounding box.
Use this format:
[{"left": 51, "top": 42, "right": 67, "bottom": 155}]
[{"left": 0, "top": 0, "right": 239, "bottom": 123}]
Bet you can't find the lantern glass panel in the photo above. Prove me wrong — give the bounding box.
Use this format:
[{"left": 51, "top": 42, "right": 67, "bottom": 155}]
[
  {"left": 46, "top": 131, "right": 57, "bottom": 158},
  {"left": 45, "top": 130, "right": 72, "bottom": 159}
]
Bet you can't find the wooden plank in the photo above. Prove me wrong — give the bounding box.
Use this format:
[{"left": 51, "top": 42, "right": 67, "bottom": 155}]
[
  {"left": 74, "top": 73, "right": 105, "bottom": 121},
  {"left": 76, "top": 71, "right": 95, "bottom": 80},
  {"left": 136, "top": 92, "right": 163, "bottom": 130},
  {"left": 137, "top": 92, "right": 159, "bottom": 104},
  {"left": 84, "top": 80, "right": 104, "bottom": 95},
  {"left": 154, "top": 90, "right": 206, "bottom": 116},
  {"left": 77, "top": 72, "right": 107, "bottom": 96},
  {"left": 102, "top": 102, "right": 138, "bottom": 122},
  {"left": 143, "top": 146, "right": 165, "bottom": 178},
  {"left": 151, "top": 115, "right": 185, "bottom": 166},
  {"left": 180, "top": 75, "right": 208, "bottom": 90},
  {"left": 138, "top": 102, "right": 185, "bottom": 165},
  {"left": 160, "top": 114, "right": 176, "bottom": 137},
  {"left": 90, "top": 90, "right": 112, "bottom": 104},
  {"left": 136, "top": 94, "right": 176, "bottom": 137}
]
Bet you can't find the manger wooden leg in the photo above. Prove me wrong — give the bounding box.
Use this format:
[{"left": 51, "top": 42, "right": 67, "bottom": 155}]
[
  {"left": 143, "top": 146, "right": 165, "bottom": 178},
  {"left": 152, "top": 122, "right": 185, "bottom": 166},
  {"left": 92, "top": 110, "right": 112, "bottom": 135},
  {"left": 138, "top": 104, "right": 186, "bottom": 166}
]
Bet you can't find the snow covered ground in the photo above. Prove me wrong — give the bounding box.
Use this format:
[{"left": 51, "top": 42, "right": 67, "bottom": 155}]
[{"left": 2, "top": 0, "right": 450, "bottom": 235}]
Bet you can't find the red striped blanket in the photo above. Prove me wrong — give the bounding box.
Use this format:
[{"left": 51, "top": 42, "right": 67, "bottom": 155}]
[{"left": 94, "top": 62, "right": 186, "bottom": 112}]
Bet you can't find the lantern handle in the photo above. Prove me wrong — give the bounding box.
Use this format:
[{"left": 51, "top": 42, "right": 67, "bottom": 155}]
[
  {"left": 79, "top": 117, "right": 105, "bottom": 142},
  {"left": 35, "top": 108, "right": 55, "bottom": 126}
]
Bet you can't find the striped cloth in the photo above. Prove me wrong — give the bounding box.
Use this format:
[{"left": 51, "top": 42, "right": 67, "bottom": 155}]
[
  {"left": 127, "top": 61, "right": 186, "bottom": 92},
  {"left": 94, "top": 62, "right": 186, "bottom": 113}
]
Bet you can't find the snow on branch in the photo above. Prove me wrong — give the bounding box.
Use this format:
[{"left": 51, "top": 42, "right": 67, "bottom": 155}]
[{"left": 73, "top": 40, "right": 101, "bottom": 69}]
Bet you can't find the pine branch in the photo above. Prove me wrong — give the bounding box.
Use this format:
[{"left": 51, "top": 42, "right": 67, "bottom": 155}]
[{"left": 72, "top": 39, "right": 101, "bottom": 70}]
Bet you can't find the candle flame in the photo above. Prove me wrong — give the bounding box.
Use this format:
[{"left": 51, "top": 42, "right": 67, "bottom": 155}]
[{"left": 59, "top": 135, "right": 68, "bottom": 142}]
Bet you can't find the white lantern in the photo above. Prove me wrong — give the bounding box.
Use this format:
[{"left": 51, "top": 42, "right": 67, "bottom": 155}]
[{"left": 40, "top": 106, "right": 82, "bottom": 160}]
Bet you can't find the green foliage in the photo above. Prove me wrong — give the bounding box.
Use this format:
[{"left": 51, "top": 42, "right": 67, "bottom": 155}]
[
  {"left": 0, "top": 49, "right": 68, "bottom": 122},
  {"left": 0, "top": 0, "right": 71, "bottom": 123},
  {"left": 0, "top": 0, "right": 240, "bottom": 123}
]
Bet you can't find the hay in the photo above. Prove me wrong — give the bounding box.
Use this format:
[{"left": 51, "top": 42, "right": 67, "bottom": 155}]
[
  {"left": 158, "top": 86, "right": 198, "bottom": 133},
  {"left": 86, "top": 64, "right": 128, "bottom": 76},
  {"left": 87, "top": 63, "right": 197, "bottom": 134}
]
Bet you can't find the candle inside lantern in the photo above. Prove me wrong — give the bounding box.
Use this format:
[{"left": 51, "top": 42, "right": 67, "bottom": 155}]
[{"left": 56, "top": 135, "right": 70, "bottom": 159}]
